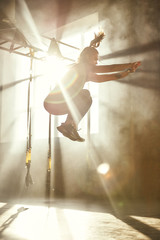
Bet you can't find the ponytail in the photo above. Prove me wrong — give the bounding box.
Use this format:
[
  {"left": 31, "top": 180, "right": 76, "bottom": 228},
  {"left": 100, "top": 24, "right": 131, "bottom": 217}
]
[
  {"left": 89, "top": 31, "right": 105, "bottom": 48},
  {"left": 78, "top": 31, "right": 105, "bottom": 63}
]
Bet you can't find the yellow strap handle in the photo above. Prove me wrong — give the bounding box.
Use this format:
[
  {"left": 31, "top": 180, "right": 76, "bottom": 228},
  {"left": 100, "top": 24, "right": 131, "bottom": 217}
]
[
  {"left": 26, "top": 149, "right": 31, "bottom": 164},
  {"left": 48, "top": 156, "right": 51, "bottom": 171}
]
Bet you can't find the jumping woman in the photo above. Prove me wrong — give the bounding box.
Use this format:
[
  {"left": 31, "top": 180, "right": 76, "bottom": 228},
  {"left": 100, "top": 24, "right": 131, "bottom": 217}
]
[{"left": 44, "top": 32, "right": 141, "bottom": 142}]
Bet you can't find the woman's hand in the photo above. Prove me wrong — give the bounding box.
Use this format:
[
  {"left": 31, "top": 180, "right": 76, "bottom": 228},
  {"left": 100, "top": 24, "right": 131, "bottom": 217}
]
[{"left": 130, "top": 61, "right": 141, "bottom": 72}]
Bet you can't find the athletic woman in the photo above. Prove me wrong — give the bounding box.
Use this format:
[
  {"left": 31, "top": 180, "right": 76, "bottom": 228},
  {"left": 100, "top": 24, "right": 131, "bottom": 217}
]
[{"left": 44, "top": 33, "right": 141, "bottom": 142}]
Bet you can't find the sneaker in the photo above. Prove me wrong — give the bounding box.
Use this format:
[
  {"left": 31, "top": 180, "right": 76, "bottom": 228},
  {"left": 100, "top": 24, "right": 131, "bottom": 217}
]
[
  {"left": 57, "top": 123, "right": 85, "bottom": 142},
  {"left": 57, "top": 124, "right": 77, "bottom": 141},
  {"left": 70, "top": 125, "right": 85, "bottom": 142}
]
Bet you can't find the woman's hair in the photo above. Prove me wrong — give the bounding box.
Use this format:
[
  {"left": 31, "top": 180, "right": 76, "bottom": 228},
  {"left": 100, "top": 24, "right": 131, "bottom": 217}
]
[
  {"left": 89, "top": 31, "right": 105, "bottom": 48},
  {"left": 78, "top": 31, "right": 105, "bottom": 63}
]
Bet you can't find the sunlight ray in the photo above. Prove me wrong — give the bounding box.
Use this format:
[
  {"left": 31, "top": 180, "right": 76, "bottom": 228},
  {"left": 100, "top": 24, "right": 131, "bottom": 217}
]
[{"left": 16, "top": 0, "right": 46, "bottom": 51}]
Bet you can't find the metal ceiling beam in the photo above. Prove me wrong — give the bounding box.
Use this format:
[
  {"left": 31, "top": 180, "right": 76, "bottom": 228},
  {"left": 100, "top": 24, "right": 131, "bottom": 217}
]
[{"left": 0, "top": 21, "right": 78, "bottom": 62}]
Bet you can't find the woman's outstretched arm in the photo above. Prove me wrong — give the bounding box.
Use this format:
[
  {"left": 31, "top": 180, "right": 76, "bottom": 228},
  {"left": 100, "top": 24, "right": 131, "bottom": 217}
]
[
  {"left": 93, "top": 61, "right": 141, "bottom": 73},
  {"left": 88, "top": 69, "right": 133, "bottom": 83}
]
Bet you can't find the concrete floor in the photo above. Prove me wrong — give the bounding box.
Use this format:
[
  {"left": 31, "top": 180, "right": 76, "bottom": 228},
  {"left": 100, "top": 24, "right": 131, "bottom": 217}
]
[{"left": 0, "top": 198, "right": 160, "bottom": 240}]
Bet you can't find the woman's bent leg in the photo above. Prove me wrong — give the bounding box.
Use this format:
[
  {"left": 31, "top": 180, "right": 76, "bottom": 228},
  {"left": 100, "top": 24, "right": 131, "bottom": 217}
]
[
  {"left": 65, "top": 89, "right": 92, "bottom": 127},
  {"left": 44, "top": 89, "right": 92, "bottom": 141}
]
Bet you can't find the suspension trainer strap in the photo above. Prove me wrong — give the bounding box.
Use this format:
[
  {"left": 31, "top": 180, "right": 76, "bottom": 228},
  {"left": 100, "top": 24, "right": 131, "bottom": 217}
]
[
  {"left": 25, "top": 49, "right": 34, "bottom": 187},
  {"left": 48, "top": 113, "right": 52, "bottom": 171},
  {"left": 46, "top": 112, "right": 52, "bottom": 197},
  {"left": 46, "top": 76, "right": 52, "bottom": 197}
]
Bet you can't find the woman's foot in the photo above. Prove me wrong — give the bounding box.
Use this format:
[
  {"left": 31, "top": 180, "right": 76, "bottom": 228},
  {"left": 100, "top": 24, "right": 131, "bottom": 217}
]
[{"left": 57, "top": 123, "right": 85, "bottom": 142}]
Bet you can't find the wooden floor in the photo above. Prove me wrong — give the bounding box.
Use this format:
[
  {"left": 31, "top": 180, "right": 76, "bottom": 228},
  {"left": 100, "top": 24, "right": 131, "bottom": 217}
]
[{"left": 0, "top": 197, "right": 160, "bottom": 240}]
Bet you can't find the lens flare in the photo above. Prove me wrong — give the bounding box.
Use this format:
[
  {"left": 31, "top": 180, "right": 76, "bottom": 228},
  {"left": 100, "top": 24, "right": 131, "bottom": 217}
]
[
  {"left": 97, "top": 163, "right": 110, "bottom": 175},
  {"left": 44, "top": 56, "right": 68, "bottom": 85}
]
